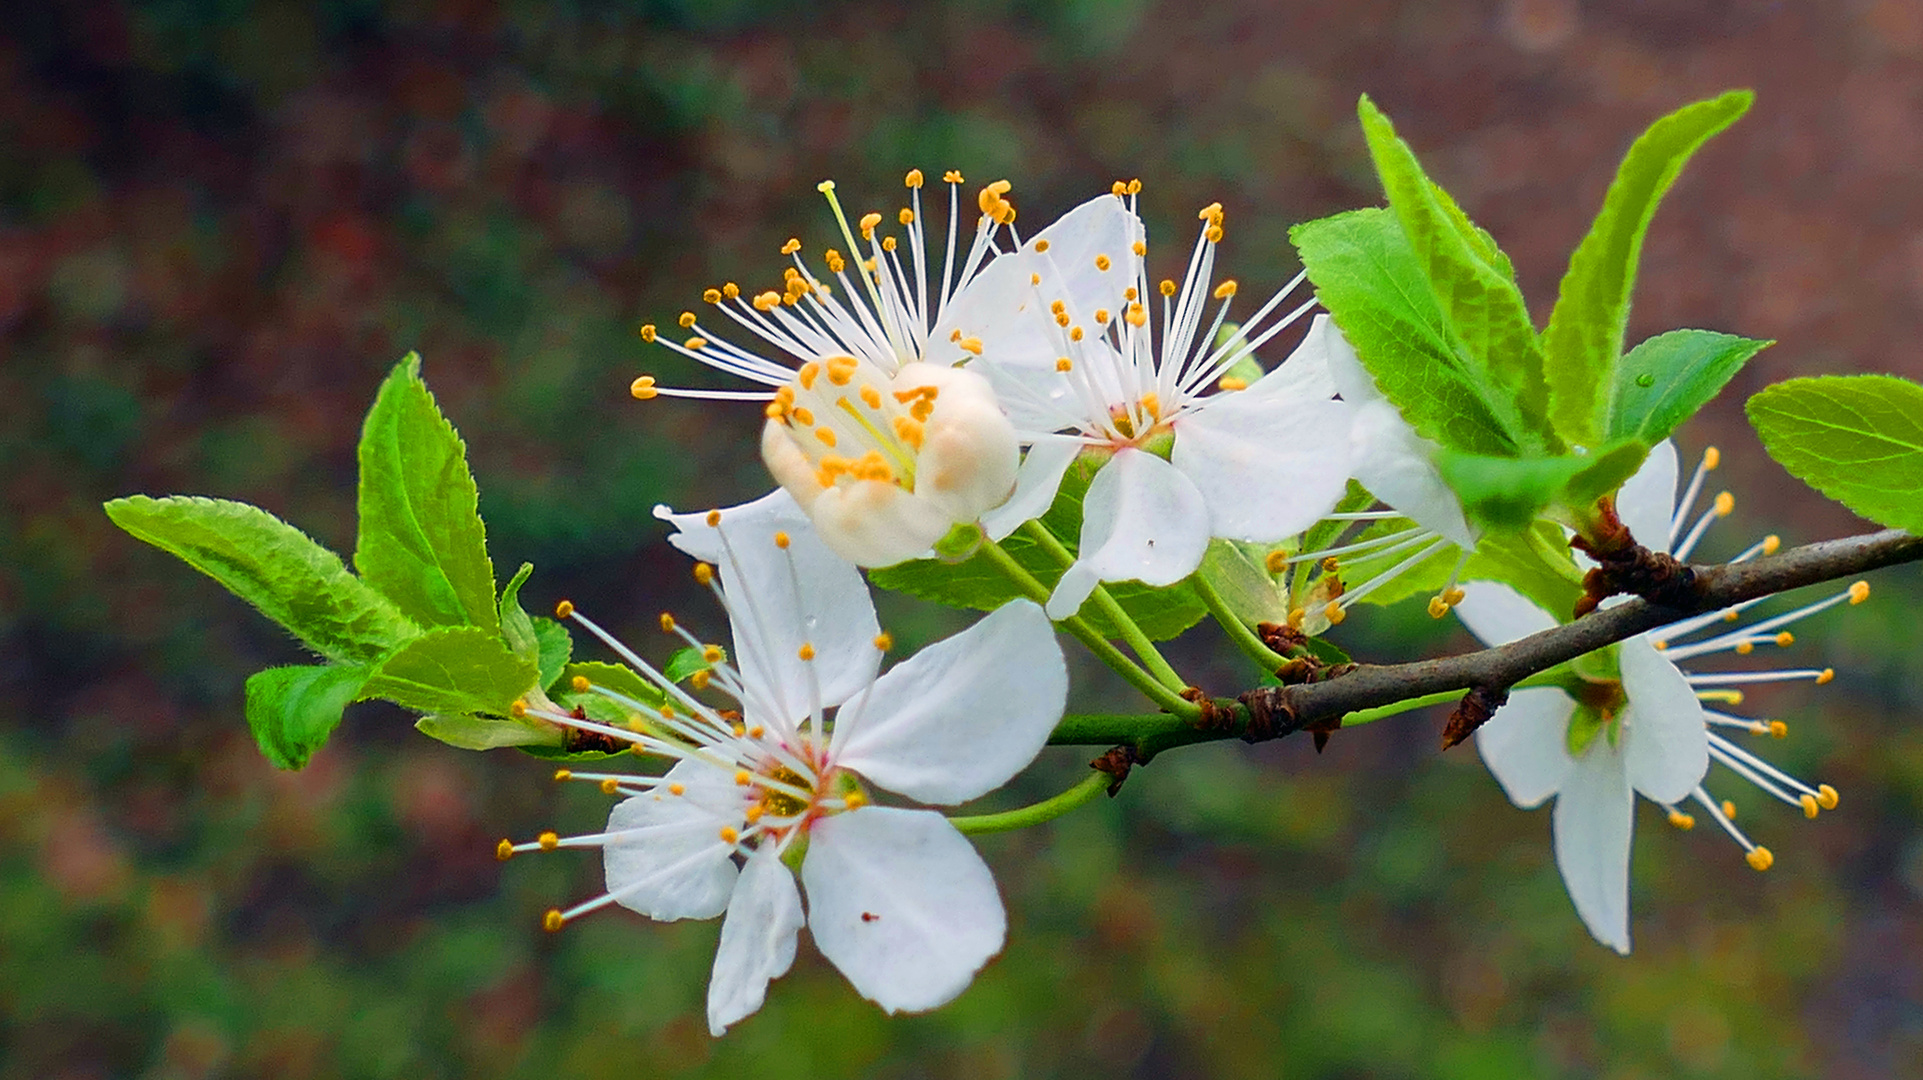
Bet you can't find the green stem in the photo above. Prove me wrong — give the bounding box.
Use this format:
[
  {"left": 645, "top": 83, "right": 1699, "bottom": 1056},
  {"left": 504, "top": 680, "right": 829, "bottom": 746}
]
[
  {"left": 948, "top": 771, "right": 1111, "bottom": 834},
  {"left": 1018, "top": 520, "right": 1187, "bottom": 692},
  {"left": 1337, "top": 690, "right": 1459, "bottom": 727},
  {"left": 976, "top": 537, "right": 1198, "bottom": 718},
  {"left": 1191, "top": 572, "right": 1291, "bottom": 672}
]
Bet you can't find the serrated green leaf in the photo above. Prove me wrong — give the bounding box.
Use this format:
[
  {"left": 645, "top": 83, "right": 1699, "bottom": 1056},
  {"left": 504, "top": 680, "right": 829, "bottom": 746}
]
[
  {"left": 104, "top": 495, "right": 416, "bottom": 664},
  {"left": 1290, "top": 209, "right": 1522, "bottom": 456},
  {"left": 361, "top": 626, "right": 537, "bottom": 717},
  {"left": 867, "top": 454, "right": 1208, "bottom": 640},
  {"left": 355, "top": 353, "right": 498, "bottom": 632},
  {"left": 499, "top": 562, "right": 538, "bottom": 659},
  {"left": 1436, "top": 440, "right": 1648, "bottom": 532},
  {"left": 664, "top": 645, "right": 719, "bottom": 684},
  {"left": 1356, "top": 95, "right": 1556, "bottom": 452},
  {"left": 1544, "top": 91, "right": 1752, "bottom": 447},
  {"left": 1747, "top": 375, "right": 1923, "bottom": 532},
  {"left": 415, "top": 712, "right": 563, "bottom": 751},
  {"left": 244, "top": 663, "right": 371, "bottom": 769},
  {"left": 532, "top": 619, "right": 572, "bottom": 689},
  {"left": 561, "top": 661, "right": 668, "bottom": 712},
  {"left": 1198, "top": 539, "right": 1289, "bottom": 625},
  {"left": 1608, "top": 330, "right": 1771, "bottom": 444}
]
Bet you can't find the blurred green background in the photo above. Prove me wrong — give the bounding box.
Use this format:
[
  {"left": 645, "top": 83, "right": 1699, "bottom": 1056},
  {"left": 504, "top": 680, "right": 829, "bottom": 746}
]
[{"left": 8, "top": 1, "right": 1923, "bottom": 1076}]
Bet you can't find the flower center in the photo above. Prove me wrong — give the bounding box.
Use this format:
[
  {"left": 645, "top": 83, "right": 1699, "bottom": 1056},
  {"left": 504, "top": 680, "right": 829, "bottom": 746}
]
[{"left": 766, "top": 354, "right": 934, "bottom": 491}]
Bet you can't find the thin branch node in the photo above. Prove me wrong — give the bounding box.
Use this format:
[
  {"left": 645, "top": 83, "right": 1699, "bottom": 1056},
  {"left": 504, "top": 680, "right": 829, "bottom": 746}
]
[
  {"left": 1570, "top": 497, "right": 1698, "bottom": 616},
  {"left": 1089, "top": 745, "right": 1142, "bottom": 797},
  {"left": 1236, "top": 686, "right": 1299, "bottom": 744},
  {"left": 1440, "top": 684, "right": 1510, "bottom": 750}
]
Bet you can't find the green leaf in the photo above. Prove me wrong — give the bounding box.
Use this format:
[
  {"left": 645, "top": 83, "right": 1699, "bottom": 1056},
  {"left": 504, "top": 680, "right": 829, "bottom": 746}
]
[
  {"left": 533, "top": 619, "right": 572, "bottom": 690},
  {"left": 1290, "top": 209, "right": 1522, "bottom": 456},
  {"left": 561, "top": 661, "right": 668, "bottom": 712},
  {"left": 361, "top": 626, "right": 538, "bottom": 718},
  {"left": 1608, "top": 330, "right": 1771, "bottom": 444},
  {"left": 244, "top": 663, "right": 371, "bottom": 769},
  {"left": 1543, "top": 91, "right": 1752, "bottom": 446},
  {"left": 355, "top": 353, "right": 499, "bottom": 632},
  {"left": 499, "top": 562, "right": 538, "bottom": 659},
  {"left": 1356, "top": 95, "right": 1556, "bottom": 452},
  {"left": 1747, "top": 375, "right": 1923, "bottom": 532},
  {"left": 1198, "top": 540, "right": 1288, "bottom": 625},
  {"left": 664, "top": 645, "right": 719, "bottom": 684},
  {"left": 415, "top": 712, "right": 563, "bottom": 751},
  {"left": 1467, "top": 524, "right": 1584, "bottom": 619},
  {"left": 103, "top": 495, "right": 416, "bottom": 664},
  {"left": 868, "top": 454, "right": 1209, "bottom": 640},
  {"left": 1437, "top": 440, "right": 1648, "bottom": 532}
]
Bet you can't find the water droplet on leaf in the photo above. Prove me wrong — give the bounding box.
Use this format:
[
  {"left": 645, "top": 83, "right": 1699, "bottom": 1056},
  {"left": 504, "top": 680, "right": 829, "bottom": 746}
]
[{"left": 1634, "top": 373, "right": 1655, "bottom": 388}]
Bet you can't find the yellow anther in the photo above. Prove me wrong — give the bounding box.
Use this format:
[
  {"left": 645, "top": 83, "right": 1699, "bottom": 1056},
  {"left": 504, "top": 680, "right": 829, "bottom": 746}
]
[
  {"left": 543, "top": 909, "right": 565, "bottom": 932},
  {"left": 764, "top": 401, "right": 785, "bottom": 420},
  {"left": 1771, "top": 631, "right": 1793, "bottom": 648},
  {"left": 637, "top": 323, "right": 657, "bottom": 342},
  {"left": 781, "top": 238, "right": 802, "bottom": 257},
  {"left": 1800, "top": 793, "right": 1820, "bottom": 818},
  {"left": 859, "top": 211, "right": 882, "bottom": 235},
  {"left": 1818, "top": 784, "right": 1839, "bottom": 809},
  {"left": 1127, "top": 179, "right": 1141, "bottom": 194},
  {"left": 1698, "top": 688, "right": 1745, "bottom": 705},
  {"left": 987, "top": 179, "right": 1011, "bottom": 195},
  {"left": 1705, "top": 446, "right": 1721, "bottom": 470},
  {"left": 720, "top": 826, "right": 739, "bottom": 844},
  {"left": 1287, "top": 607, "right": 1307, "bottom": 630},
  {"left": 658, "top": 705, "right": 675, "bottom": 720},
  {"left": 538, "top": 831, "right": 559, "bottom": 851},
  {"left": 1816, "top": 668, "right": 1835, "bottom": 685},
  {"left": 825, "top": 251, "right": 845, "bottom": 273},
  {"left": 1735, "top": 641, "right": 1754, "bottom": 655},
  {"left": 659, "top": 612, "right": 676, "bottom": 632},
  {"left": 1713, "top": 491, "right": 1734, "bottom": 516},
  {"left": 702, "top": 287, "right": 721, "bottom": 304},
  {"left": 1213, "top": 280, "right": 1238, "bottom": 299},
  {"left": 905, "top": 168, "right": 924, "bottom": 188},
  {"left": 1850, "top": 580, "right": 1870, "bottom": 604},
  {"left": 1265, "top": 550, "right": 1288, "bottom": 574},
  {"left": 959, "top": 336, "right": 984, "bottom": 355},
  {"left": 910, "top": 399, "right": 935, "bottom": 422},
  {"left": 723, "top": 282, "right": 740, "bottom": 299},
  {"left": 1723, "top": 610, "right": 1741, "bottom": 622},
  {"left": 791, "top": 406, "right": 814, "bottom": 426},
  {"left": 684, "top": 337, "right": 707, "bottom": 350},
  {"left": 1324, "top": 601, "right": 1346, "bottom": 625},
  {"left": 1111, "top": 180, "right": 1128, "bottom": 197},
  {"left": 817, "top": 179, "right": 836, "bottom": 193},
  {"left": 629, "top": 375, "right": 658, "bottom": 400},
  {"left": 1030, "top": 273, "right": 1040, "bottom": 285},
  {"left": 749, "top": 726, "right": 764, "bottom": 739},
  {"left": 735, "top": 770, "right": 752, "bottom": 786},
  {"left": 1095, "top": 254, "right": 1112, "bottom": 271},
  {"left": 891, "top": 415, "right": 924, "bottom": 448},
  {"left": 678, "top": 311, "right": 698, "bottom": 328},
  {"left": 1132, "top": 240, "right": 1146, "bottom": 256},
  {"left": 1322, "top": 556, "right": 1340, "bottom": 572},
  {"left": 690, "top": 669, "right": 711, "bottom": 691},
  {"left": 1159, "top": 278, "right": 1177, "bottom": 296},
  {"left": 773, "top": 531, "right": 791, "bottom": 550},
  {"left": 815, "top": 425, "right": 837, "bottom": 447},
  {"left": 1667, "top": 810, "right": 1696, "bottom": 831},
  {"left": 496, "top": 838, "right": 515, "bottom": 861},
  {"left": 844, "top": 790, "right": 867, "bottom": 809},
  {"left": 1763, "top": 535, "right": 1781, "bottom": 554},
  {"left": 554, "top": 600, "right": 575, "bottom": 618},
  {"left": 826, "top": 355, "right": 860, "bottom": 385},
  {"left": 796, "top": 361, "right": 821, "bottom": 390},
  {"left": 1126, "top": 304, "right": 1146, "bottom": 327},
  {"left": 1652, "top": 640, "right": 1668, "bottom": 651},
  {"left": 898, "top": 208, "right": 915, "bottom": 226},
  {"left": 1722, "top": 799, "right": 1738, "bottom": 820},
  {"left": 1055, "top": 311, "right": 1071, "bottom": 327},
  {"left": 745, "top": 803, "right": 765, "bottom": 824},
  {"left": 706, "top": 509, "right": 722, "bottom": 526},
  {"left": 601, "top": 778, "right": 620, "bottom": 795},
  {"left": 1770, "top": 720, "right": 1789, "bottom": 738},
  {"left": 1427, "top": 596, "right": 1450, "bottom": 619},
  {"left": 567, "top": 675, "right": 590, "bottom": 694},
  {"left": 798, "top": 643, "right": 816, "bottom": 661},
  {"left": 1056, "top": 357, "right": 1073, "bottom": 372},
  {"left": 554, "top": 769, "right": 573, "bottom": 781},
  {"left": 1125, "top": 287, "right": 1139, "bottom": 301},
  {"left": 1094, "top": 308, "right": 1110, "bottom": 324},
  {"left": 1198, "top": 201, "right": 1224, "bottom": 221},
  {"left": 882, "top": 236, "right": 897, "bottom": 252},
  {"left": 874, "top": 632, "right": 893, "bottom": 651},
  {"left": 943, "top": 169, "right": 963, "bottom": 183},
  {"left": 1746, "top": 846, "right": 1774, "bottom": 871},
  {"left": 702, "top": 644, "right": 724, "bottom": 664},
  {"left": 732, "top": 723, "right": 745, "bottom": 738},
  {"left": 753, "top": 291, "right": 780, "bottom": 311},
  {"left": 1205, "top": 225, "right": 1224, "bottom": 243},
  {"left": 1139, "top": 392, "right": 1161, "bottom": 418},
  {"left": 668, "top": 782, "right": 686, "bottom": 796},
  {"left": 1218, "top": 375, "right": 1247, "bottom": 391},
  {"left": 509, "top": 698, "right": 528, "bottom": 719},
  {"left": 1069, "top": 326, "right": 1085, "bottom": 341},
  {"left": 1444, "top": 587, "right": 1466, "bottom": 605},
  {"left": 1049, "top": 300, "right": 1065, "bottom": 314},
  {"left": 694, "top": 563, "right": 715, "bottom": 586}
]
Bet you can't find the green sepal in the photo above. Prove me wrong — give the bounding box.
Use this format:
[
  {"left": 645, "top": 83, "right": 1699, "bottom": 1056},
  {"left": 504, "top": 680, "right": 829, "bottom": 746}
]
[
  {"left": 360, "top": 626, "right": 539, "bottom": 718},
  {"left": 1198, "top": 539, "right": 1289, "bottom": 625},
  {"left": 354, "top": 352, "right": 499, "bottom": 632},
  {"left": 500, "top": 562, "right": 571, "bottom": 689},
  {"left": 1608, "top": 330, "right": 1771, "bottom": 445},
  {"left": 244, "top": 663, "right": 372, "bottom": 769},
  {"left": 1542, "top": 91, "right": 1753, "bottom": 446},
  {"left": 933, "top": 522, "right": 986, "bottom": 562},
  {"left": 103, "top": 495, "right": 417, "bottom": 665},
  {"left": 1566, "top": 702, "right": 1610, "bottom": 757},
  {"left": 1747, "top": 374, "right": 1923, "bottom": 532}
]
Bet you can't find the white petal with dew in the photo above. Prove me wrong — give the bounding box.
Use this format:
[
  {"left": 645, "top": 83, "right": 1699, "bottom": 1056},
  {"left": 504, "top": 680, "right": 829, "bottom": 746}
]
[
  {"left": 1454, "top": 581, "right": 1559, "bottom": 647},
  {"left": 1615, "top": 440, "right": 1678, "bottom": 556},
  {"left": 1477, "top": 687, "right": 1579, "bottom": 809},
  {"left": 831, "top": 600, "right": 1066, "bottom": 805},
  {"left": 1619, "top": 634, "right": 1709, "bottom": 804},
  {"left": 603, "top": 760, "right": 741, "bottom": 922},
  {"left": 1045, "top": 448, "right": 1210, "bottom": 619},
  {"left": 1173, "top": 396, "right": 1354, "bottom": 542},
  {"left": 981, "top": 435, "right": 1081, "bottom": 541},
  {"left": 653, "top": 489, "right": 881, "bottom": 718},
  {"left": 1551, "top": 738, "right": 1635, "bottom": 955},
  {"left": 803, "top": 807, "right": 1007, "bottom": 1014},
  {"left": 706, "top": 844, "right": 805, "bottom": 1036}
]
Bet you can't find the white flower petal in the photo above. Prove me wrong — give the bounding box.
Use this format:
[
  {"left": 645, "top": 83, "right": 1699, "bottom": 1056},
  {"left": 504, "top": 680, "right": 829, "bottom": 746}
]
[
  {"left": 1237, "top": 312, "right": 1343, "bottom": 402},
  {"left": 655, "top": 489, "right": 882, "bottom": 724},
  {"left": 802, "top": 807, "right": 1006, "bottom": 1014},
  {"left": 1046, "top": 448, "right": 1210, "bottom": 618},
  {"left": 928, "top": 248, "right": 1056, "bottom": 371},
  {"left": 1350, "top": 399, "right": 1477, "bottom": 549},
  {"left": 831, "top": 600, "right": 1066, "bottom": 805},
  {"left": 805, "top": 480, "right": 953, "bottom": 568},
  {"left": 1551, "top": 739, "right": 1635, "bottom": 954},
  {"left": 1615, "top": 440, "right": 1678, "bottom": 555},
  {"left": 1045, "top": 562, "right": 1100, "bottom": 621},
  {"left": 1017, "top": 194, "right": 1144, "bottom": 326},
  {"left": 1619, "top": 635, "right": 1709, "bottom": 804},
  {"left": 1477, "top": 687, "right": 1579, "bottom": 809},
  {"left": 1322, "top": 313, "right": 1385, "bottom": 404},
  {"left": 603, "top": 760, "right": 741, "bottom": 922},
  {"left": 1172, "top": 397, "right": 1354, "bottom": 542},
  {"left": 981, "top": 435, "right": 1081, "bottom": 541},
  {"left": 706, "top": 844, "right": 804, "bottom": 1036},
  {"left": 897, "top": 362, "right": 1021, "bottom": 523},
  {"left": 1453, "top": 581, "right": 1559, "bottom": 647}
]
